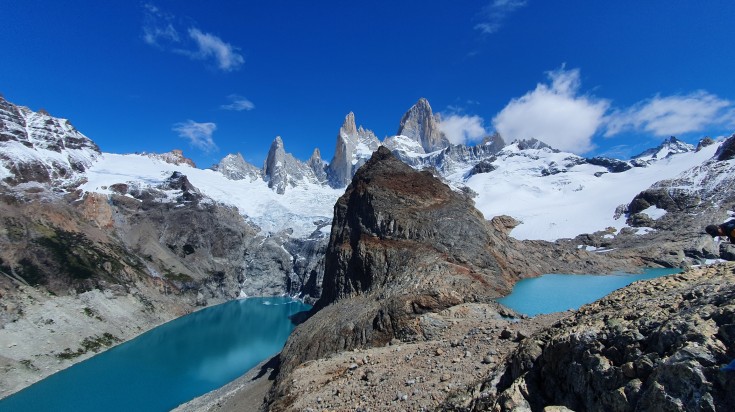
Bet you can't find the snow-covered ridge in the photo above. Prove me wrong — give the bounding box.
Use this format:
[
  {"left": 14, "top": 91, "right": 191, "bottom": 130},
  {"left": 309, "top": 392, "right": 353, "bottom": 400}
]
[
  {"left": 465, "top": 139, "right": 722, "bottom": 241},
  {"left": 3, "top": 95, "right": 732, "bottom": 244},
  {"left": 81, "top": 153, "right": 342, "bottom": 238}
]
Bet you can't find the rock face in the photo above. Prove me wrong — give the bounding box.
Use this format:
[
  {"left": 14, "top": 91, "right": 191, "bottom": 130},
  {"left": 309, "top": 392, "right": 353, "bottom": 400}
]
[
  {"left": 269, "top": 147, "right": 639, "bottom": 410},
  {"left": 396, "top": 98, "right": 450, "bottom": 153},
  {"left": 470, "top": 264, "right": 735, "bottom": 412},
  {"left": 143, "top": 149, "right": 196, "bottom": 168},
  {"left": 327, "top": 112, "right": 381, "bottom": 187},
  {"left": 264, "top": 136, "right": 324, "bottom": 193},
  {"left": 213, "top": 153, "right": 261, "bottom": 181},
  {"left": 317, "top": 146, "right": 520, "bottom": 308},
  {"left": 716, "top": 134, "right": 735, "bottom": 161},
  {"left": 606, "top": 134, "right": 735, "bottom": 264},
  {"left": 306, "top": 148, "right": 327, "bottom": 182},
  {"left": 0, "top": 96, "right": 100, "bottom": 186}
]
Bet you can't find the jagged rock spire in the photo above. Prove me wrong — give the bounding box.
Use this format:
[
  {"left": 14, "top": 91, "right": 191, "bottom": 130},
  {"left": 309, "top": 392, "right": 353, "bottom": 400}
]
[
  {"left": 264, "top": 136, "right": 288, "bottom": 194},
  {"left": 307, "top": 148, "right": 328, "bottom": 182},
  {"left": 396, "top": 98, "right": 449, "bottom": 153},
  {"left": 327, "top": 112, "right": 380, "bottom": 188}
]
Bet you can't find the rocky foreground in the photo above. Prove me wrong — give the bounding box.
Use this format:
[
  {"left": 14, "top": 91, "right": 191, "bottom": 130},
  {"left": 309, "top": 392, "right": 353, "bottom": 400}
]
[
  {"left": 181, "top": 262, "right": 735, "bottom": 412},
  {"left": 462, "top": 262, "right": 735, "bottom": 412}
]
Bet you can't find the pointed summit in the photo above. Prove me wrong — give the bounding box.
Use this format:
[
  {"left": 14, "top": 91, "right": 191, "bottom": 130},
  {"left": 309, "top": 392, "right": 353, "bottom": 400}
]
[
  {"left": 327, "top": 112, "right": 380, "bottom": 187},
  {"left": 341, "top": 112, "right": 358, "bottom": 135},
  {"left": 396, "top": 98, "right": 449, "bottom": 153},
  {"left": 264, "top": 136, "right": 288, "bottom": 194},
  {"left": 307, "top": 148, "right": 328, "bottom": 182},
  {"left": 632, "top": 136, "right": 694, "bottom": 162},
  {"left": 262, "top": 136, "right": 326, "bottom": 193}
]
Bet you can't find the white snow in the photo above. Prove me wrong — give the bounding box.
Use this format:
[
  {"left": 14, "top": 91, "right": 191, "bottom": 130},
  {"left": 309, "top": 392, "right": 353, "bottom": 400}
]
[
  {"left": 465, "top": 142, "right": 721, "bottom": 241},
  {"left": 81, "top": 154, "right": 343, "bottom": 238},
  {"left": 640, "top": 205, "right": 667, "bottom": 220}
]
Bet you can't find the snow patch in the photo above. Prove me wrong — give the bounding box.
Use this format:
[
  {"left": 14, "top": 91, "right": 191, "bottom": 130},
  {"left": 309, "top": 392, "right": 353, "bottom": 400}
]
[{"left": 641, "top": 205, "right": 667, "bottom": 220}]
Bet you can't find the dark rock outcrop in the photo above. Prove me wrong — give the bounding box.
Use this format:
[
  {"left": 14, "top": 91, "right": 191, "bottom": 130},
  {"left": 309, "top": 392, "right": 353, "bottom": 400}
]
[
  {"left": 586, "top": 156, "right": 633, "bottom": 173},
  {"left": 469, "top": 264, "right": 735, "bottom": 412},
  {"left": 716, "top": 134, "right": 735, "bottom": 161},
  {"left": 468, "top": 159, "right": 498, "bottom": 177}
]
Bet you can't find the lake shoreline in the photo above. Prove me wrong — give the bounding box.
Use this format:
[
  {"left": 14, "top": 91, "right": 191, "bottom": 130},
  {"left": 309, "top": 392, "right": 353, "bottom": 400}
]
[{"left": 0, "top": 287, "right": 301, "bottom": 401}]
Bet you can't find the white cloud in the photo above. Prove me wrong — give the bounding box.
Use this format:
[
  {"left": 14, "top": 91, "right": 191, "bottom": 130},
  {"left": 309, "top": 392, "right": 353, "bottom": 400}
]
[
  {"left": 439, "top": 114, "right": 488, "bottom": 145},
  {"left": 142, "top": 4, "right": 244, "bottom": 72},
  {"left": 221, "top": 94, "right": 255, "bottom": 111},
  {"left": 183, "top": 28, "right": 244, "bottom": 72},
  {"left": 492, "top": 67, "right": 609, "bottom": 153},
  {"left": 173, "top": 120, "right": 218, "bottom": 152},
  {"left": 475, "top": 0, "right": 527, "bottom": 34},
  {"left": 605, "top": 91, "right": 735, "bottom": 137}
]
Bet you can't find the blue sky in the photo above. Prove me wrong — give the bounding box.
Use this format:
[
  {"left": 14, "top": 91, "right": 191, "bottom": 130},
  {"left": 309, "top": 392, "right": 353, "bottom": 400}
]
[{"left": 2, "top": 1, "right": 735, "bottom": 167}]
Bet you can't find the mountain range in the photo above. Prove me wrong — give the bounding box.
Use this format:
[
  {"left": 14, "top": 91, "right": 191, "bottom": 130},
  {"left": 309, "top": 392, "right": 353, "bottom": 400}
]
[{"left": 1, "top": 93, "right": 735, "bottom": 402}]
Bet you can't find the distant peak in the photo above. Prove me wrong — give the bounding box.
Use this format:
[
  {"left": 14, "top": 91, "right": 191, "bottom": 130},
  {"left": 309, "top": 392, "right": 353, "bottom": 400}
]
[
  {"left": 396, "top": 98, "right": 449, "bottom": 153},
  {"left": 340, "top": 112, "right": 357, "bottom": 135},
  {"left": 310, "top": 147, "right": 322, "bottom": 160},
  {"left": 514, "top": 138, "right": 557, "bottom": 152},
  {"left": 271, "top": 136, "right": 284, "bottom": 148}
]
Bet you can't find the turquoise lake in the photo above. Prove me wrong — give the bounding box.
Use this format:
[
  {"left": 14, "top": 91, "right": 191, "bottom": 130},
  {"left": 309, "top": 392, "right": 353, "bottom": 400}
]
[
  {"left": 497, "top": 267, "right": 681, "bottom": 316},
  {"left": 0, "top": 297, "right": 310, "bottom": 412}
]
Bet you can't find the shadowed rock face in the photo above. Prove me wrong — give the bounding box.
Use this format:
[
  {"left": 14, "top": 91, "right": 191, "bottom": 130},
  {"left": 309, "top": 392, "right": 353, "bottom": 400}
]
[{"left": 317, "top": 146, "right": 519, "bottom": 310}]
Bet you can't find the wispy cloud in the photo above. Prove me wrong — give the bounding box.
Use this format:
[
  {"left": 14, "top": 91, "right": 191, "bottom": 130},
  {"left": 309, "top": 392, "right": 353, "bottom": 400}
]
[
  {"left": 475, "top": 0, "right": 528, "bottom": 34},
  {"left": 142, "top": 3, "right": 180, "bottom": 47},
  {"left": 183, "top": 28, "right": 244, "bottom": 72},
  {"left": 492, "top": 66, "right": 609, "bottom": 153},
  {"left": 142, "top": 4, "right": 244, "bottom": 72},
  {"left": 605, "top": 91, "right": 735, "bottom": 137},
  {"left": 173, "top": 120, "right": 218, "bottom": 152},
  {"left": 438, "top": 113, "right": 488, "bottom": 145},
  {"left": 220, "top": 94, "right": 255, "bottom": 111}
]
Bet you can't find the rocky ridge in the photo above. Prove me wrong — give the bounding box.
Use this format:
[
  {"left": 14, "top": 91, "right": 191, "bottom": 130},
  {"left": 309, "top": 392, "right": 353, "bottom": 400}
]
[{"left": 0, "top": 96, "right": 100, "bottom": 188}]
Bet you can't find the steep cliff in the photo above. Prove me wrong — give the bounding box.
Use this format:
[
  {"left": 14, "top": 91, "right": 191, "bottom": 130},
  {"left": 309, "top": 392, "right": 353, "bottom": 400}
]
[{"left": 327, "top": 112, "right": 381, "bottom": 187}]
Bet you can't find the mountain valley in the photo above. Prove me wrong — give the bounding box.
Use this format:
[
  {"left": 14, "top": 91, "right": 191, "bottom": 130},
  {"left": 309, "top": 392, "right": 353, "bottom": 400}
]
[{"left": 1, "top": 94, "right": 735, "bottom": 410}]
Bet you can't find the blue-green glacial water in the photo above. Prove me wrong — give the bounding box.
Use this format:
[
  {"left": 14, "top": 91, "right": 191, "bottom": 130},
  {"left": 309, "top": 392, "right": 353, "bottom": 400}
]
[
  {"left": 497, "top": 268, "right": 681, "bottom": 316},
  {"left": 0, "top": 297, "right": 310, "bottom": 412}
]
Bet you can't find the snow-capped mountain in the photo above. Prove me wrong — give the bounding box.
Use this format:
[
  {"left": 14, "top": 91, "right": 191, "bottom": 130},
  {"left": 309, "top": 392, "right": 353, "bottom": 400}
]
[
  {"left": 2, "top": 94, "right": 732, "bottom": 246},
  {"left": 632, "top": 136, "right": 696, "bottom": 163},
  {"left": 462, "top": 138, "right": 722, "bottom": 240},
  {"left": 0, "top": 96, "right": 99, "bottom": 188}
]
